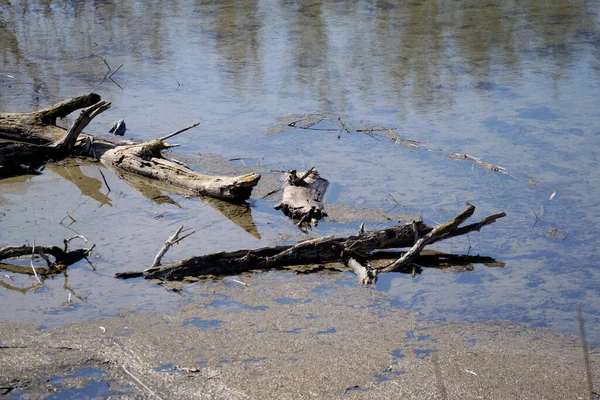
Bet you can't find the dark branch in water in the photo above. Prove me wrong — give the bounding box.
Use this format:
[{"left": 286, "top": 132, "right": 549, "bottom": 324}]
[{"left": 116, "top": 203, "right": 505, "bottom": 283}]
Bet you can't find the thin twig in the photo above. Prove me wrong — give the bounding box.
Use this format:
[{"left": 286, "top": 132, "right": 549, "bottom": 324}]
[
  {"left": 295, "top": 167, "right": 316, "bottom": 184},
  {"left": 60, "top": 199, "right": 89, "bottom": 225},
  {"left": 108, "top": 64, "right": 123, "bottom": 79},
  {"left": 159, "top": 122, "right": 201, "bottom": 142},
  {"left": 109, "top": 77, "right": 124, "bottom": 91},
  {"left": 380, "top": 204, "right": 476, "bottom": 273},
  {"left": 63, "top": 235, "right": 88, "bottom": 252},
  {"left": 262, "top": 181, "right": 286, "bottom": 199},
  {"left": 98, "top": 167, "right": 111, "bottom": 192},
  {"left": 35, "top": 246, "right": 52, "bottom": 267},
  {"left": 147, "top": 226, "right": 194, "bottom": 270},
  {"left": 30, "top": 240, "right": 42, "bottom": 285}
]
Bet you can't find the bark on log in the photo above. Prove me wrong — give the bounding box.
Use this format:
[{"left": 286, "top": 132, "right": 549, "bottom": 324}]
[
  {"left": 275, "top": 168, "right": 328, "bottom": 230},
  {"left": 115, "top": 204, "right": 506, "bottom": 280}
]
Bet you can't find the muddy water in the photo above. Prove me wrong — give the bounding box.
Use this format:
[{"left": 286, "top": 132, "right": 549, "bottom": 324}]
[{"left": 1, "top": 1, "right": 599, "bottom": 343}]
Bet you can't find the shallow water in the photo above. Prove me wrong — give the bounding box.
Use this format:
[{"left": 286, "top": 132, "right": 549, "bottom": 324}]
[{"left": 1, "top": 0, "right": 599, "bottom": 343}]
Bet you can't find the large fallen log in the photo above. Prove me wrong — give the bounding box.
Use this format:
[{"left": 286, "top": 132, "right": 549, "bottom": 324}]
[
  {"left": 0, "top": 94, "right": 261, "bottom": 202},
  {"left": 115, "top": 203, "right": 506, "bottom": 281}
]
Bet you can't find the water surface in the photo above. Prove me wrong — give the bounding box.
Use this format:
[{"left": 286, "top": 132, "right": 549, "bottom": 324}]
[{"left": 1, "top": 0, "right": 599, "bottom": 343}]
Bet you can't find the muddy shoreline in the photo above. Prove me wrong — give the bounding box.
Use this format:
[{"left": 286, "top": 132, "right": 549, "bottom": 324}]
[{"left": 2, "top": 273, "right": 598, "bottom": 399}]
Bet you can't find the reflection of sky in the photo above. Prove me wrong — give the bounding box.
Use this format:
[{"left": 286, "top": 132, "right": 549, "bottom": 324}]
[{"left": 1, "top": 0, "right": 600, "bottom": 343}]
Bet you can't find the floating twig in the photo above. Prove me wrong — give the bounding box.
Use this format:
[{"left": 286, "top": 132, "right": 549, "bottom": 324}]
[
  {"left": 108, "top": 63, "right": 123, "bottom": 79},
  {"left": 98, "top": 167, "right": 111, "bottom": 192}
]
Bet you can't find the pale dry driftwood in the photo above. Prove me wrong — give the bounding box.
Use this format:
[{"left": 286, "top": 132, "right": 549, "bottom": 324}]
[
  {"left": 347, "top": 258, "right": 377, "bottom": 285},
  {"left": 0, "top": 94, "right": 261, "bottom": 202},
  {"left": 275, "top": 168, "right": 328, "bottom": 231},
  {"left": 115, "top": 204, "right": 506, "bottom": 281},
  {"left": 101, "top": 140, "right": 261, "bottom": 201}
]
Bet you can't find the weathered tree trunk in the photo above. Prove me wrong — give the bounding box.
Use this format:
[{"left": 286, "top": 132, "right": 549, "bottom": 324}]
[
  {"left": 115, "top": 204, "right": 506, "bottom": 281},
  {"left": 275, "top": 168, "right": 328, "bottom": 230}
]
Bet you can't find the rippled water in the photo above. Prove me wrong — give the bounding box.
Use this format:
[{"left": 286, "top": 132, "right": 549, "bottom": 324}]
[{"left": 1, "top": 0, "right": 599, "bottom": 343}]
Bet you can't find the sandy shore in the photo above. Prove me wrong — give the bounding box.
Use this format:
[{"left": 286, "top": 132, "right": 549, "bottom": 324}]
[{"left": 1, "top": 273, "right": 598, "bottom": 399}]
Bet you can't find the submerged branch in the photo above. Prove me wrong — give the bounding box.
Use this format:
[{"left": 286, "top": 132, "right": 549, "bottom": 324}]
[{"left": 116, "top": 203, "right": 505, "bottom": 281}]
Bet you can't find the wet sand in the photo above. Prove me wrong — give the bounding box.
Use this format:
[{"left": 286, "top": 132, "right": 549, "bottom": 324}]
[{"left": 1, "top": 273, "right": 597, "bottom": 399}]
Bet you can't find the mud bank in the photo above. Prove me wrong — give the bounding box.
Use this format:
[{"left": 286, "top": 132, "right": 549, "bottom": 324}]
[{"left": 1, "top": 273, "right": 597, "bottom": 399}]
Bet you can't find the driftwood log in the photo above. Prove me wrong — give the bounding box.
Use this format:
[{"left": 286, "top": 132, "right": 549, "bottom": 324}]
[
  {"left": 101, "top": 139, "right": 260, "bottom": 201},
  {"left": 0, "top": 94, "right": 261, "bottom": 202},
  {"left": 275, "top": 168, "right": 328, "bottom": 231},
  {"left": 115, "top": 203, "right": 506, "bottom": 281}
]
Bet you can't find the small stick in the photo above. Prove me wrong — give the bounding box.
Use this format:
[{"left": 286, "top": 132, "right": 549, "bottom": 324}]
[
  {"left": 159, "top": 122, "right": 201, "bottom": 142},
  {"left": 347, "top": 258, "right": 376, "bottom": 285},
  {"left": 108, "top": 63, "right": 123, "bottom": 79},
  {"left": 412, "top": 220, "right": 419, "bottom": 244},
  {"left": 293, "top": 167, "right": 316, "bottom": 185},
  {"left": 147, "top": 226, "right": 195, "bottom": 270},
  {"left": 30, "top": 240, "right": 42, "bottom": 285},
  {"left": 262, "top": 181, "right": 285, "bottom": 199},
  {"left": 63, "top": 234, "right": 88, "bottom": 252},
  {"left": 109, "top": 77, "right": 124, "bottom": 91},
  {"left": 380, "top": 203, "right": 475, "bottom": 273},
  {"left": 98, "top": 167, "right": 111, "bottom": 192},
  {"left": 35, "top": 246, "right": 52, "bottom": 267}
]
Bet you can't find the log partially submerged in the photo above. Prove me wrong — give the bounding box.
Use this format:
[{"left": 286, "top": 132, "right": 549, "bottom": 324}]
[
  {"left": 275, "top": 168, "right": 328, "bottom": 231},
  {"left": 101, "top": 139, "right": 260, "bottom": 201},
  {"left": 0, "top": 94, "right": 261, "bottom": 202},
  {"left": 115, "top": 203, "right": 506, "bottom": 281}
]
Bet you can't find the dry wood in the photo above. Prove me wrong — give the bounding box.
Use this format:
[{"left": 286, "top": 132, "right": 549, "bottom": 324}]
[
  {"left": 380, "top": 203, "right": 476, "bottom": 273},
  {"left": 275, "top": 168, "right": 328, "bottom": 230},
  {"left": 347, "top": 258, "right": 377, "bottom": 285},
  {"left": 100, "top": 139, "right": 260, "bottom": 201},
  {"left": 149, "top": 225, "right": 195, "bottom": 269},
  {"left": 115, "top": 204, "right": 505, "bottom": 281}
]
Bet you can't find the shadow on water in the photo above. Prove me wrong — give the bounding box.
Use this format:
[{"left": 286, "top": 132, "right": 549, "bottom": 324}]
[{"left": 0, "top": 0, "right": 600, "bottom": 343}]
